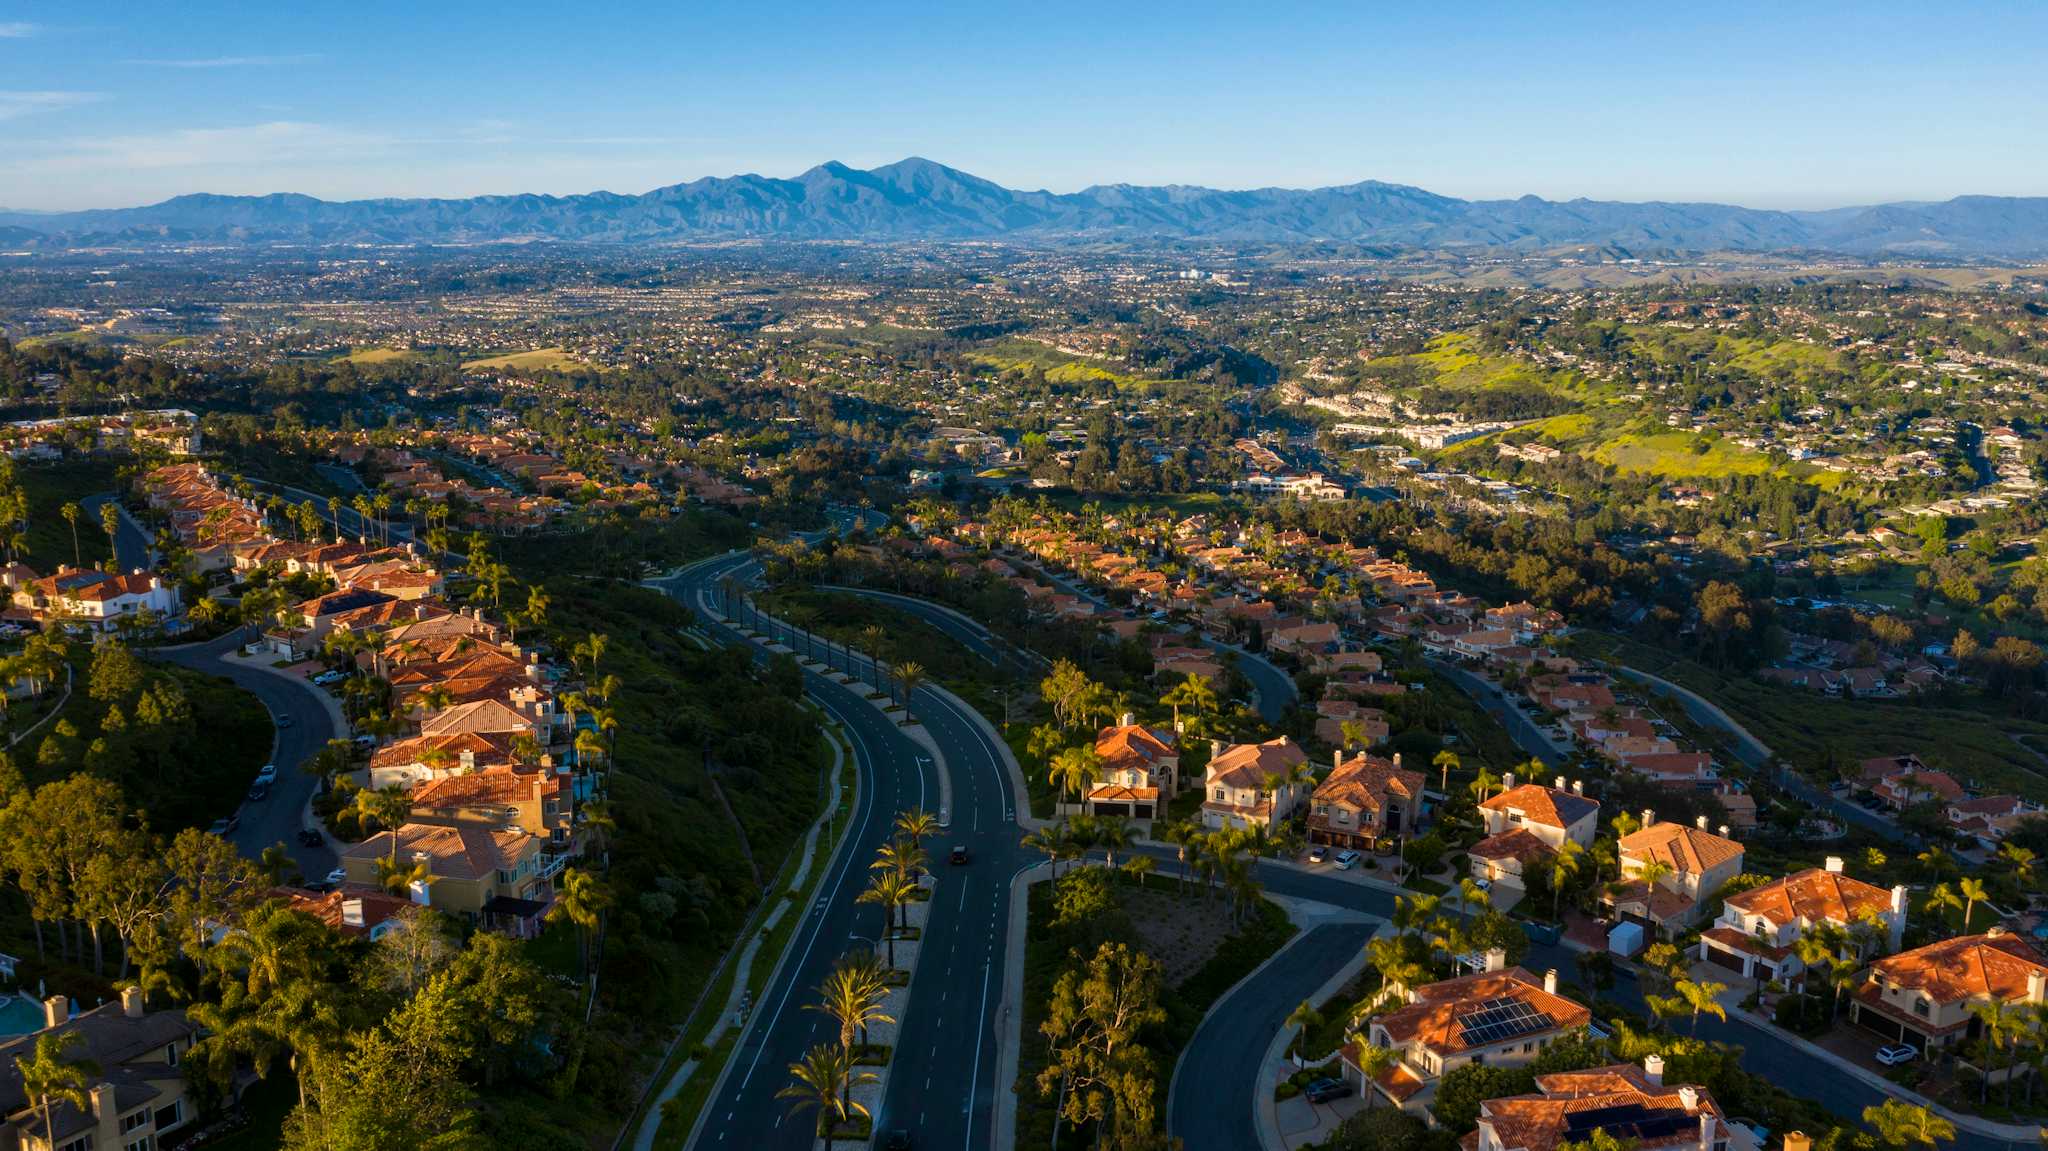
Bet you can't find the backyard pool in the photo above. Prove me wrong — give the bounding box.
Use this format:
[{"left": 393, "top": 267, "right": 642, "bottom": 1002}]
[{"left": 0, "top": 994, "right": 48, "bottom": 1037}]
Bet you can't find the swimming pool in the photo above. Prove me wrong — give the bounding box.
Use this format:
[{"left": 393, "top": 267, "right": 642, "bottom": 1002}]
[{"left": 0, "top": 995, "right": 47, "bottom": 1037}]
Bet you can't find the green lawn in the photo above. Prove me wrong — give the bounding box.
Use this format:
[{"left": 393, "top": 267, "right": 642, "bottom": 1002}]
[
  {"left": 1590, "top": 430, "right": 1842, "bottom": 488},
  {"left": 17, "top": 459, "right": 123, "bottom": 572},
  {"left": 462, "top": 347, "right": 589, "bottom": 372}
]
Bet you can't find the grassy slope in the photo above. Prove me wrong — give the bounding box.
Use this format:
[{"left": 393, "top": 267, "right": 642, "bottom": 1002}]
[
  {"left": 968, "top": 337, "right": 1159, "bottom": 388},
  {"left": 463, "top": 347, "right": 588, "bottom": 371},
  {"left": 1572, "top": 631, "right": 2048, "bottom": 799},
  {"left": 17, "top": 460, "right": 123, "bottom": 572}
]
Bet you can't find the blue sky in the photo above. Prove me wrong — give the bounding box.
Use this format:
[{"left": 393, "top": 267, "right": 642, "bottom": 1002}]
[{"left": 2, "top": 1, "right": 2044, "bottom": 211}]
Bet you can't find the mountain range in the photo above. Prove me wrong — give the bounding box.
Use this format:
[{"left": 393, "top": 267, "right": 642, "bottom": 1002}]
[{"left": 5, "top": 157, "right": 2048, "bottom": 256}]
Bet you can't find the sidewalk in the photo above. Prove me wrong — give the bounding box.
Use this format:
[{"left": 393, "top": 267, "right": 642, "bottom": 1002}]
[
  {"left": 1257, "top": 922, "right": 1388, "bottom": 1151},
  {"left": 989, "top": 859, "right": 1055, "bottom": 1151}
]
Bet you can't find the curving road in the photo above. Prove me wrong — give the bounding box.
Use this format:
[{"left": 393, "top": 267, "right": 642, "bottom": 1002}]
[
  {"left": 154, "top": 628, "right": 340, "bottom": 880},
  {"left": 651, "top": 547, "right": 1023, "bottom": 1151}
]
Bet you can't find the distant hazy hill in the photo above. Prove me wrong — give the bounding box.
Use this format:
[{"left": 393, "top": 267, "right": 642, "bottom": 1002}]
[{"left": 6, "top": 157, "right": 2047, "bottom": 255}]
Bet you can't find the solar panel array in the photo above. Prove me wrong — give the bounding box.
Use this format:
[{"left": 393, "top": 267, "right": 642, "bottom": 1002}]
[
  {"left": 1455, "top": 996, "right": 1554, "bottom": 1047},
  {"left": 1563, "top": 1103, "right": 1693, "bottom": 1143}
]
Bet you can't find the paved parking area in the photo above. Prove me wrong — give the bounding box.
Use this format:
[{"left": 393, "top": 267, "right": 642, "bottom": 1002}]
[{"left": 1274, "top": 1089, "right": 1364, "bottom": 1149}]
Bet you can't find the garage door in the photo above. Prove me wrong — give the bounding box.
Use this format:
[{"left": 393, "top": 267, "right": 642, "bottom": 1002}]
[{"left": 1706, "top": 944, "right": 1747, "bottom": 973}]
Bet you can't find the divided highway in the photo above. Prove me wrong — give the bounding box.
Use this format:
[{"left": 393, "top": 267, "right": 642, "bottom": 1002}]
[{"left": 650, "top": 548, "right": 1023, "bottom": 1151}]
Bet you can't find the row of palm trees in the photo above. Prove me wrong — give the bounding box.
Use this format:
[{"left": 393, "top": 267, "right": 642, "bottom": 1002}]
[
  {"left": 1020, "top": 814, "right": 1276, "bottom": 927},
  {"left": 782, "top": 809, "right": 937, "bottom": 1148}
]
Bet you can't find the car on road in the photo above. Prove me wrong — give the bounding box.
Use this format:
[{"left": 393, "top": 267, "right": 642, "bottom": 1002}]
[
  {"left": 1303, "top": 1078, "right": 1353, "bottom": 1104},
  {"left": 1334, "top": 850, "right": 1360, "bottom": 870},
  {"left": 1875, "top": 1044, "right": 1919, "bottom": 1066},
  {"left": 313, "top": 670, "right": 348, "bottom": 685},
  {"left": 273, "top": 713, "right": 295, "bottom": 728},
  {"left": 949, "top": 844, "right": 969, "bottom": 865},
  {"left": 246, "top": 782, "right": 269, "bottom": 802},
  {"left": 256, "top": 763, "right": 279, "bottom": 784},
  {"left": 1307, "top": 844, "right": 1328, "bottom": 864},
  {"left": 208, "top": 814, "right": 239, "bottom": 837},
  {"left": 297, "top": 828, "right": 324, "bottom": 847}
]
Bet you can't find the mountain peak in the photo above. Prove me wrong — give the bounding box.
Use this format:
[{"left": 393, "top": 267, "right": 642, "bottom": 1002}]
[{"left": 7, "top": 161, "right": 2048, "bottom": 255}]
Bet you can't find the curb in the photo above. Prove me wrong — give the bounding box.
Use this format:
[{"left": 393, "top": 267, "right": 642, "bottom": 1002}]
[{"left": 1256, "top": 933, "right": 1379, "bottom": 1151}]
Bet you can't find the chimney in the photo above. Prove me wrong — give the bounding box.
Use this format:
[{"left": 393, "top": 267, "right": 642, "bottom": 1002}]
[
  {"left": 1989, "top": 925, "right": 2008, "bottom": 938},
  {"left": 1696, "top": 814, "right": 1709, "bottom": 830},
  {"left": 1392, "top": 752, "right": 1401, "bottom": 767},
  {"left": 343, "top": 899, "right": 366, "bottom": 928},
  {"left": 1210, "top": 739, "right": 1225, "bottom": 761},
  {"left": 1699, "top": 1112, "right": 1715, "bottom": 1149},
  {"left": 1642, "top": 808, "right": 1656, "bottom": 828},
  {"left": 409, "top": 878, "right": 431, "bottom": 906},
  {"left": 1503, "top": 771, "right": 1516, "bottom": 791},
  {"left": 1679, "top": 1085, "right": 1699, "bottom": 1112},
  {"left": 1277, "top": 734, "right": 1289, "bottom": 746},
  {"left": 120, "top": 984, "right": 144, "bottom": 1018},
  {"left": 91, "top": 1082, "right": 117, "bottom": 1120},
  {"left": 1120, "top": 711, "right": 1135, "bottom": 728},
  {"left": 1572, "top": 780, "right": 1584, "bottom": 795},
  {"left": 1719, "top": 825, "right": 1732, "bottom": 839},
  {"left": 526, "top": 662, "right": 543, "bottom": 681},
  {"left": 1643, "top": 1054, "right": 1664, "bottom": 1086},
  {"left": 1543, "top": 969, "right": 1558, "bottom": 995},
  {"left": 1555, "top": 775, "right": 1567, "bottom": 790},
  {"left": 1334, "top": 748, "right": 1344, "bottom": 771},
  {"left": 42, "top": 995, "right": 67, "bottom": 1030},
  {"left": 2030, "top": 970, "right": 2047, "bottom": 1004},
  {"left": 1824, "top": 856, "right": 1844, "bottom": 873},
  {"left": 458, "top": 748, "right": 476, "bottom": 771},
  {"left": 1889, "top": 884, "right": 1909, "bottom": 951},
  {"left": 1484, "top": 947, "right": 1507, "bottom": 973},
  {"left": 1784, "top": 1135, "right": 1812, "bottom": 1151}
]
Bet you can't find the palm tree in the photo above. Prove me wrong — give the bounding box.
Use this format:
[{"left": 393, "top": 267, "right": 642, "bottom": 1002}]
[
  {"left": 1924, "top": 881, "right": 1964, "bottom": 926},
  {"left": 1339, "top": 719, "right": 1366, "bottom": 752},
  {"left": 778, "top": 1043, "right": 878, "bottom": 1151},
  {"left": 1093, "top": 817, "right": 1135, "bottom": 869},
  {"left": 1161, "top": 674, "right": 1210, "bottom": 731},
  {"left": 1968, "top": 1001, "right": 2010, "bottom": 1105},
  {"left": 811, "top": 958, "right": 895, "bottom": 1052},
  {"left": 16, "top": 1030, "right": 99, "bottom": 1151},
  {"left": 354, "top": 786, "right": 414, "bottom": 862},
  {"left": 1676, "top": 978, "right": 1728, "bottom": 1036},
  {"left": 858, "top": 870, "right": 917, "bottom": 968},
  {"left": 60, "top": 502, "right": 81, "bottom": 568},
  {"left": 549, "top": 867, "right": 611, "bottom": 982},
  {"left": 1467, "top": 767, "right": 1502, "bottom": 804},
  {"left": 374, "top": 855, "right": 433, "bottom": 897},
  {"left": 891, "top": 660, "right": 926, "bottom": 723},
  {"left": 1861, "top": 1099, "right": 1955, "bottom": 1149},
  {"left": 871, "top": 837, "right": 927, "bottom": 883},
  {"left": 1284, "top": 1000, "right": 1322, "bottom": 1061},
  {"left": 1433, "top": 749, "right": 1459, "bottom": 793},
  {"left": 1021, "top": 823, "right": 1070, "bottom": 877},
  {"left": 1121, "top": 855, "right": 1157, "bottom": 889},
  {"left": 895, "top": 808, "right": 939, "bottom": 848},
  {"left": 1047, "top": 745, "right": 1102, "bottom": 807},
  {"left": 1548, "top": 838, "right": 1584, "bottom": 921},
  {"left": 1958, "top": 876, "right": 1989, "bottom": 931},
  {"left": 2000, "top": 842, "right": 2038, "bottom": 885},
  {"left": 1349, "top": 1041, "right": 1399, "bottom": 1110},
  {"left": 99, "top": 501, "right": 120, "bottom": 566}
]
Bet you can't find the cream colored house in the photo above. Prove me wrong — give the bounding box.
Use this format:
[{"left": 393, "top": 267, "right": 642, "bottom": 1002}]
[
  {"left": 1604, "top": 814, "right": 1744, "bottom": 936},
  {"left": 1851, "top": 929, "right": 2048, "bottom": 1050},
  {"left": 1345, "top": 951, "right": 1588, "bottom": 1110},
  {"left": 0, "top": 988, "right": 204, "bottom": 1151}
]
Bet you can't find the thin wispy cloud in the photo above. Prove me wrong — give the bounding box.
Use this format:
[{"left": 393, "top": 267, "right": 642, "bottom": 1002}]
[
  {"left": 0, "top": 91, "right": 105, "bottom": 121},
  {"left": 126, "top": 53, "right": 322, "bottom": 69},
  {"left": 0, "top": 22, "right": 36, "bottom": 38},
  {"left": 16, "top": 121, "right": 393, "bottom": 174}
]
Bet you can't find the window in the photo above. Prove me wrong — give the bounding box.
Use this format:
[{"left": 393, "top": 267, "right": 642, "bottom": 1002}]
[
  {"left": 122, "top": 1108, "right": 151, "bottom": 1132},
  {"left": 126, "top": 1137, "right": 153, "bottom": 1151},
  {"left": 58, "top": 1136, "right": 93, "bottom": 1151},
  {"left": 1212, "top": 788, "right": 1223, "bottom": 801},
  {"left": 153, "top": 1101, "right": 183, "bottom": 1131},
  {"left": 1913, "top": 997, "right": 1930, "bottom": 1018},
  {"left": 497, "top": 869, "right": 515, "bottom": 885},
  {"left": 163, "top": 1040, "right": 179, "bottom": 1067}
]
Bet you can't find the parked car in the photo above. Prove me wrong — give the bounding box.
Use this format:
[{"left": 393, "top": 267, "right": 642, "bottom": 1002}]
[
  {"left": 325, "top": 867, "right": 348, "bottom": 886},
  {"left": 297, "top": 828, "right": 324, "bottom": 847},
  {"left": 246, "top": 782, "right": 270, "bottom": 802},
  {"left": 256, "top": 763, "right": 279, "bottom": 784},
  {"left": 949, "top": 844, "right": 969, "bottom": 865},
  {"left": 1875, "top": 1044, "right": 1919, "bottom": 1066},
  {"left": 1472, "top": 877, "right": 1493, "bottom": 892},
  {"left": 1303, "top": 1078, "right": 1353, "bottom": 1104},
  {"left": 208, "top": 815, "right": 239, "bottom": 837},
  {"left": 274, "top": 713, "right": 295, "bottom": 728},
  {"left": 313, "top": 670, "right": 347, "bottom": 685},
  {"left": 1307, "top": 845, "right": 1328, "bottom": 864},
  {"left": 1334, "top": 850, "right": 1361, "bottom": 870}
]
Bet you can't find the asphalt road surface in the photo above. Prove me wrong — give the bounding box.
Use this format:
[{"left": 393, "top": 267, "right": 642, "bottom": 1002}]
[
  {"left": 153, "top": 628, "right": 340, "bottom": 881},
  {"left": 653, "top": 548, "right": 1023, "bottom": 1151},
  {"left": 1167, "top": 920, "right": 1377, "bottom": 1151}
]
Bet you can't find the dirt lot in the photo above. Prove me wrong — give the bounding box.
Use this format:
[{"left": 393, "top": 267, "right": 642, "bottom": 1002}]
[{"left": 1117, "top": 882, "right": 1233, "bottom": 987}]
